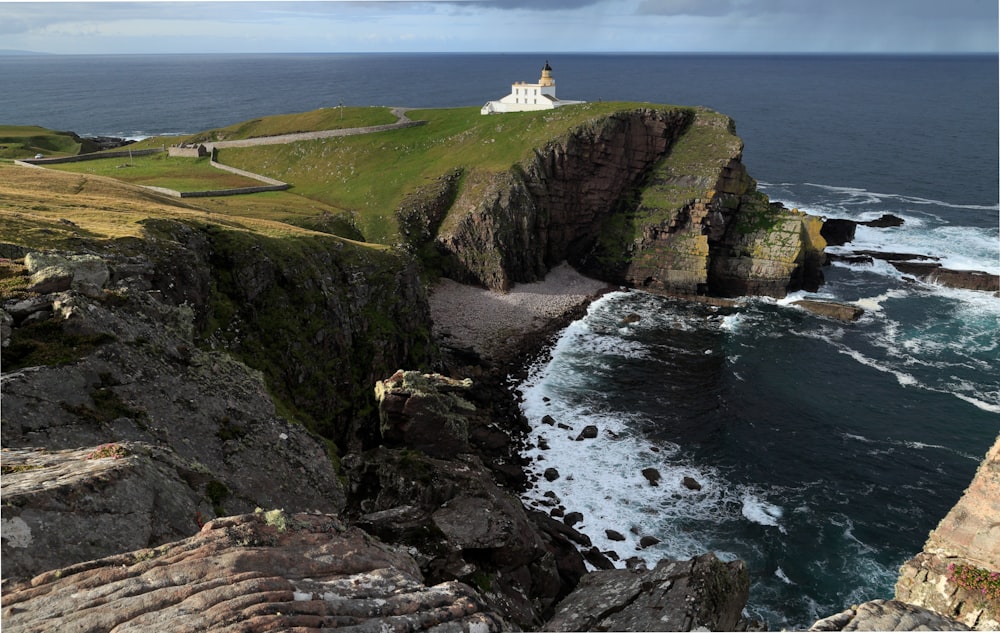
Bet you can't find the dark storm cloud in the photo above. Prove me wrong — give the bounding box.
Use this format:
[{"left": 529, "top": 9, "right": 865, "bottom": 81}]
[{"left": 636, "top": 0, "right": 998, "bottom": 20}]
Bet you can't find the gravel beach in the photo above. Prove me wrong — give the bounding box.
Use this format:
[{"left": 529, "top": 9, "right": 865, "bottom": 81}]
[{"left": 429, "top": 262, "right": 615, "bottom": 363}]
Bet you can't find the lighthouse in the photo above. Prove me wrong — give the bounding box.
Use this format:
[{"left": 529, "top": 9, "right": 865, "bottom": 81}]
[{"left": 481, "top": 61, "right": 585, "bottom": 115}]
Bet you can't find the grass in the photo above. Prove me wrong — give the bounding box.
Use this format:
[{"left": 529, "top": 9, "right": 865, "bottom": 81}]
[
  {"left": 0, "top": 125, "right": 85, "bottom": 159},
  {"left": 185, "top": 106, "right": 399, "bottom": 143},
  {"left": 217, "top": 101, "right": 681, "bottom": 243},
  {"left": 45, "top": 154, "right": 265, "bottom": 192}
]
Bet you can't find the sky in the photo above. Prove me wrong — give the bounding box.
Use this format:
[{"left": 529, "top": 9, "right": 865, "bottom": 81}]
[{"left": 1, "top": 0, "right": 997, "bottom": 55}]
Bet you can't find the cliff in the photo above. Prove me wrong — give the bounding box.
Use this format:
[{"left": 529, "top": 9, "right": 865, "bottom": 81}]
[
  {"left": 0, "top": 103, "right": 858, "bottom": 632},
  {"left": 434, "top": 107, "right": 826, "bottom": 298},
  {"left": 894, "top": 433, "right": 1000, "bottom": 629}
]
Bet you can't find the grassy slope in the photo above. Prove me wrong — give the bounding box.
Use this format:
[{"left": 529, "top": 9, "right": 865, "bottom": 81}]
[
  {"left": 45, "top": 154, "right": 265, "bottom": 193},
  {"left": 4, "top": 102, "right": 703, "bottom": 249},
  {"left": 217, "top": 102, "right": 680, "bottom": 243},
  {"left": 0, "top": 126, "right": 84, "bottom": 159}
]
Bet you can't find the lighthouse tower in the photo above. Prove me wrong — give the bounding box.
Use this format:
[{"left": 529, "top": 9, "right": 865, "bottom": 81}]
[{"left": 481, "top": 61, "right": 584, "bottom": 115}]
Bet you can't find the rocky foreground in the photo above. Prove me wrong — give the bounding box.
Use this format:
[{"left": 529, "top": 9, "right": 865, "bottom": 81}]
[{"left": 2, "top": 104, "right": 997, "bottom": 631}]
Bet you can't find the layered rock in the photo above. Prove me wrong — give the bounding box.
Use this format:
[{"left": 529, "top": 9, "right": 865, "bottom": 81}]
[
  {"left": 1, "top": 511, "right": 504, "bottom": 633},
  {"left": 894, "top": 434, "right": 1000, "bottom": 630},
  {"left": 434, "top": 107, "right": 826, "bottom": 299}
]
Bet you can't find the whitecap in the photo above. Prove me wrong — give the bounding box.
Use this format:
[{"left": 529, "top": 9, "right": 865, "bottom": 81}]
[
  {"left": 775, "top": 567, "right": 795, "bottom": 585},
  {"left": 741, "top": 494, "right": 785, "bottom": 533}
]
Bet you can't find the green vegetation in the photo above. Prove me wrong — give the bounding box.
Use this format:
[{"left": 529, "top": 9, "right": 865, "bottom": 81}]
[
  {"left": 949, "top": 563, "right": 1000, "bottom": 610},
  {"left": 0, "top": 125, "right": 86, "bottom": 159},
  {"left": 85, "top": 443, "right": 130, "bottom": 460},
  {"left": 47, "top": 153, "right": 263, "bottom": 193},
  {"left": 217, "top": 102, "right": 673, "bottom": 243},
  {"left": 185, "top": 106, "right": 398, "bottom": 143}
]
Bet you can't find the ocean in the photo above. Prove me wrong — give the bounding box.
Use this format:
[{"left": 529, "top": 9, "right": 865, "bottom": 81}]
[{"left": 2, "top": 52, "right": 998, "bottom": 629}]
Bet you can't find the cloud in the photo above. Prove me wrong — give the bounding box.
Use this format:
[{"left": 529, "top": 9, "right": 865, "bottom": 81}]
[{"left": 636, "top": 0, "right": 739, "bottom": 17}]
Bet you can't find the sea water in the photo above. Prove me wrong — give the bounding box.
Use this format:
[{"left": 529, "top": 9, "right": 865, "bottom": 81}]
[{"left": 2, "top": 52, "right": 997, "bottom": 629}]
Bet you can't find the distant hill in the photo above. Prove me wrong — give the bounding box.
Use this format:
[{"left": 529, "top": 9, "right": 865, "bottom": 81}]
[{"left": 0, "top": 49, "right": 49, "bottom": 56}]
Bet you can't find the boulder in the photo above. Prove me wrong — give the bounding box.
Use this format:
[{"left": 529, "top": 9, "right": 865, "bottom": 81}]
[
  {"left": 544, "top": 553, "right": 750, "bottom": 631},
  {"left": 606, "top": 529, "right": 626, "bottom": 541},
  {"left": 1, "top": 511, "right": 505, "bottom": 633},
  {"left": 575, "top": 425, "right": 598, "bottom": 440},
  {"left": 808, "top": 599, "right": 969, "bottom": 631},
  {"left": 820, "top": 218, "right": 858, "bottom": 246},
  {"left": 642, "top": 467, "right": 662, "bottom": 486},
  {"left": 682, "top": 476, "right": 703, "bottom": 491}
]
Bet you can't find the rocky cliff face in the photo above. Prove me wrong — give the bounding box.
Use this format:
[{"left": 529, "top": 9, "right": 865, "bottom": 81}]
[
  {"left": 435, "top": 107, "right": 826, "bottom": 298},
  {"left": 894, "top": 434, "right": 1000, "bottom": 630}
]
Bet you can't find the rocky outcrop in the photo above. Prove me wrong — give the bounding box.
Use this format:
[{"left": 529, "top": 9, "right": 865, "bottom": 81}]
[
  {"left": 334, "top": 369, "right": 602, "bottom": 629},
  {"left": 435, "top": 107, "right": 826, "bottom": 299},
  {"left": 1, "top": 511, "right": 504, "bottom": 633},
  {"left": 890, "top": 261, "right": 999, "bottom": 293},
  {"left": 793, "top": 299, "right": 865, "bottom": 322},
  {"left": 543, "top": 553, "right": 750, "bottom": 631},
  {"left": 894, "top": 434, "right": 1000, "bottom": 630},
  {"left": 808, "top": 599, "right": 969, "bottom": 631}
]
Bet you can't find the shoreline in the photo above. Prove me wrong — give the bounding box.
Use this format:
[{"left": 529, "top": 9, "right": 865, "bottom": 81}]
[{"left": 428, "top": 261, "right": 617, "bottom": 370}]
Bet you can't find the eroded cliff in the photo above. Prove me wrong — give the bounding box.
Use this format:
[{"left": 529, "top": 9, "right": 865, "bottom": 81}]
[{"left": 433, "top": 107, "right": 825, "bottom": 298}]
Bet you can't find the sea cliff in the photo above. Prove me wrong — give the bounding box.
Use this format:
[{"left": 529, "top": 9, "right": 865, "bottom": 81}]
[{"left": 0, "top": 105, "right": 993, "bottom": 631}]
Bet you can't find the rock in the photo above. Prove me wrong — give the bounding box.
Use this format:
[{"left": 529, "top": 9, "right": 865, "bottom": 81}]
[
  {"left": 341, "top": 447, "right": 583, "bottom": 629},
  {"left": 24, "top": 252, "right": 109, "bottom": 294},
  {"left": 4, "top": 296, "right": 53, "bottom": 323},
  {"left": 583, "top": 547, "right": 616, "bottom": 570},
  {"left": 890, "top": 261, "right": 999, "bottom": 292},
  {"left": 682, "top": 476, "right": 703, "bottom": 491},
  {"left": 642, "top": 467, "right": 661, "bottom": 486},
  {"left": 606, "top": 529, "right": 626, "bottom": 541},
  {"left": 793, "top": 299, "right": 865, "bottom": 322},
  {"left": 375, "top": 370, "right": 475, "bottom": 458},
  {"left": 625, "top": 556, "right": 648, "bottom": 570},
  {"left": 1, "top": 282, "right": 346, "bottom": 582},
  {"left": 575, "top": 425, "right": 598, "bottom": 440},
  {"left": 544, "top": 553, "right": 750, "bottom": 631},
  {"left": 894, "top": 434, "right": 1000, "bottom": 630},
  {"left": 821, "top": 218, "right": 858, "bottom": 246},
  {"left": 0, "top": 442, "right": 209, "bottom": 582},
  {"left": 0, "top": 511, "right": 505, "bottom": 633},
  {"left": 564, "top": 512, "right": 583, "bottom": 527},
  {"left": 622, "top": 313, "right": 642, "bottom": 324},
  {"left": 544, "top": 467, "right": 561, "bottom": 481},
  {"left": 808, "top": 599, "right": 969, "bottom": 631},
  {"left": 541, "top": 414, "right": 556, "bottom": 425},
  {"left": 862, "top": 213, "right": 905, "bottom": 228},
  {"left": 0, "top": 308, "right": 11, "bottom": 346},
  {"left": 640, "top": 535, "right": 661, "bottom": 548},
  {"left": 538, "top": 436, "right": 550, "bottom": 450}
]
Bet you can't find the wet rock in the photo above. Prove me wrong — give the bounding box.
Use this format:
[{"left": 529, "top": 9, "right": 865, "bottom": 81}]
[
  {"left": 1, "top": 511, "right": 505, "bottom": 633},
  {"left": 682, "top": 476, "right": 703, "bottom": 491},
  {"left": 862, "top": 213, "right": 905, "bottom": 228},
  {"left": 542, "top": 414, "right": 556, "bottom": 425},
  {"left": 544, "top": 467, "right": 561, "bottom": 481},
  {"left": 820, "top": 218, "right": 858, "bottom": 246},
  {"left": 545, "top": 553, "right": 750, "bottom": 631},
  {"left": 564, "top": 512, "right": 583, "bottom": 527},
  {"left": 583, "top": 547, "right": 616, "bottom": 570},
  {"left": 793, "top": 299, "right": 865, "bottom": 322},
  {"left": 640, "top": 535, "right": 661, "bottom": 548},
  {"left": 606, "top": 529, "right": 626, "bottom": 541},
  {"left": 808, "top": 599, "right": 969, "bottom": 631},
  {"left": 890, "top": 262, "right": 999, "bottom": 292},
  {"left": 642, "top": 467, "right": 662, "bottom": 486},
  {"left": 575, "top": 425, "right": 598, "bottom": 441},
  {"left": 622, "top": 313, "right": 642, "bottom": 324}
]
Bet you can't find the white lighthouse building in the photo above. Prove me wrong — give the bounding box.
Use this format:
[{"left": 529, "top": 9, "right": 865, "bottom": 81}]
[{"left": 481, "top": 61, "right": 585, "bottom": 115}]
